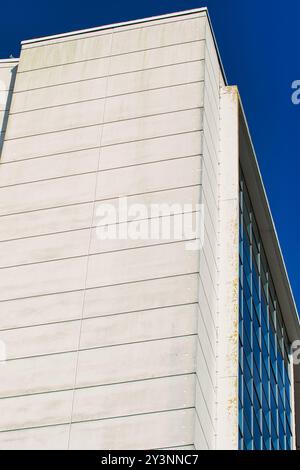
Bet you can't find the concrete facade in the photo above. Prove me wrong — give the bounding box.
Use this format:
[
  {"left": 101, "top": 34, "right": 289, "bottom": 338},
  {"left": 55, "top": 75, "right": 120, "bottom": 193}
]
[{"left": 0, "top": 8, "right": 298, "bottom": 450}]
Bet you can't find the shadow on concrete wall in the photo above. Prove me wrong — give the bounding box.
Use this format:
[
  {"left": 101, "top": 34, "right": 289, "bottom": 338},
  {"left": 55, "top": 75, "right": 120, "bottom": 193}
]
[{"left": 0, "top": 65, "right": 18, "bottom": 157}]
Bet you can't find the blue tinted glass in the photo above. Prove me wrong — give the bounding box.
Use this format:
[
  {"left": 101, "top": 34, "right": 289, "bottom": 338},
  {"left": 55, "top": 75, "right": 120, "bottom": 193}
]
[
  {"left": 243, "top": 413, "right": 253, "bottom": 450},
  {"left": 239, "top": 176, "right": 293, "bottom": 450},
  {"left": 262, "top": 413, "right": 271, "bottom": 450}
]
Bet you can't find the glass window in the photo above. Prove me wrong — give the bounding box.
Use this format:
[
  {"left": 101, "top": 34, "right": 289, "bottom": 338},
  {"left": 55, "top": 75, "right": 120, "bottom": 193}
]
[{"left": 239, "top": 174, "right": 292, "bottom": 450}]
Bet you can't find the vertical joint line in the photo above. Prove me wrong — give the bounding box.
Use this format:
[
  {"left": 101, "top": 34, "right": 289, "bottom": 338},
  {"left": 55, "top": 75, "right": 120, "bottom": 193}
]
[{"left": 66, "top": 28, "right": 115, "bottom": 449}]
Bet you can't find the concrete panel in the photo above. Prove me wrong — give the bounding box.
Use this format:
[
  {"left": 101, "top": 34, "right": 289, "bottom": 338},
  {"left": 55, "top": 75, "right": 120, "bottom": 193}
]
[
  {"left": 80, "top": 304, "right": 197, "bottom": 350},
  {"left": 90, "top": 213, "right": 199, "bottom": 256},
  {"left": 15, "top": 41, "right": 205, "bottom": 91},
  {"left": 86, "top": 241, "right": 199, "bottom": 289},
  {"left": 0, "top": 274, "right": 198, "bottom": 331},
  {"left": 101, "top": 108, "right": 203, "bottom": 147},
  {"left": 1, "top": 108, "right": 203, "bottom": 163},
  {"left": 109, "top": 60, "right": 204, "bottom": 96},
  {"left": 0, "top": 62, "right": 18, "bottom": 89},
  {"left": 5, "top": 80, "right": 203, "bottom": 141},
  {"left": 203, "top": 91, "right": 219, "bottom": 157},
  {"left": 93, "top": 185, "right": 201, "bottom": 226},
  {"left": 73, "top": 375, "right": 195, "bottom": 423},
  {"left": 202, "top": 191, "right": 218, "bottom": 248},
  {"left": 76, "top": 336, "right": 197, "bottom": 388},
  {"left": 196, "top": 338, "right": 216, "bottom": 394},
  {"left": 199, "top": 252, "right": 218, "bottom": 318},
  {"left": 0, "top": 256, "right": 87, "bottom": 301},
  {"left": 204, "top": 217, "right": 218, "bottom": 261},
  {"left": 195, "top": 380, "right": 215, "bottom": 449},
  {"left": 0, "top": 202, "right": 94, "bottom": 242},
  {"left": 202, "top": 141, "right": 218, "bottom": 194},
  {"left": 0, "top": 351, "right": 76, "bottom": 398},
  {"left": 111, "top": 17, "right": 206, "bottom": 55},
  {"left": 0, "top": 375, "right": 195, "bottom": 432},
  {"left": 18, "top": 32, "right": 113, "bottom": 71},
  {"left": 0, "top": 290, "right": 84, "bottom": 330},
  {"left": 0, "top": 321, "right": 81, "bottom": 360},
  {"left": 0, "top": 425, "right": 69, "bottom": 450},
  {"left": 5, "top": 99, "right": 105, "bottom": 139},
  {"left": 0, "top": 63, "right": 16, "bottom": 141},
  {"left": 0, "top": 304, "right": 197, "bottom": 360},
  {"left": 201, "top": 240, "right": 218, "bottom": 305},
  {"left": 110, "top": 39, "right": 205, "bottom": 74},
  {"left": 69, "top": 408, "right": 195, "bottom": 450},
  {"left": 83, "top": 273, "right": 199, "bottom": 318},
  {"left": 198, "top": 276, "right": 216, "bottom": 338},
  {"left": 203, "top": 111, "right": 218, "bottom": 175},
  {"left": 12, "top": 75, "right": 107, "bottom": 112},
  {"left": 0, "top": 96, "right": 9, "bottom": 112},
  {"left": 205, "top": 24, "right": 220, "bottom": 91},
  {"left": 203, "top": 114, "right": 218, "bottom": 171},
  {"left": 0, "top": 172, "right": 96, "bottom": 216},
  {"left": 0, "top": 185, "right": 200, "bottom": 242},
  {"left": 18, "top": 16, "right": 205, "bottom": 72},
  {"left": 204, "top": 54, "right": 219, "bottom": 110},
  {"left": 202, "top": 159, "right": 218, "bottom": 211},
  {"left": 104, "top": 82, "right": 203, "bottom": 124},
  {"left": 15, "top": 55, "right": 109, "bottom": 91},
  {"left": 21, "top": 12, "right": 205, "bottom": 49},
  {"left": 202, "top": 188, "right": 218, "bottom": 239},
  {"left": 196, "top": 304, "right": 216, "bottom": 377},
  {"left": 203, "top": 135, "right": 218, "bottom": 183},
  {"left": 99, "top": 131, "right": 203, "bottom": 170},
  {"left": 202, "top": 182, "right": 218, "bottom": 234},
  {"left": 96, "top": 156, "right": 201, "bottom": 200},
  {"left": 0, "top": 110, "right": 6, "bottom": 123},
  {"left": 203, "top": 217, "right": 218, "bottom": 270},
  {"left": 0, "top": 229, "right": 90, "bottom": 268},
  {"left": 0, "top": 390, "right": 72, "bottom": 431},
  {"left": 1, "top": 124, "right": 101, "bottom": 162},
  {"left": 0, "top": 148, "right": 99, "bottom": 187},
  {"left": 12, "top": 61, "right": 204, "bottom": 112},
  {"left": 194, "top": 415, "right": 209, "bottom": 450}
]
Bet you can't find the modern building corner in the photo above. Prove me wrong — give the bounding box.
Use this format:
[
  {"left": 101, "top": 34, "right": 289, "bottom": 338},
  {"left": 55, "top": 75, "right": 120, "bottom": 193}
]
[{"left": 0, "top": 8, "right": 299, "bottom": 450}]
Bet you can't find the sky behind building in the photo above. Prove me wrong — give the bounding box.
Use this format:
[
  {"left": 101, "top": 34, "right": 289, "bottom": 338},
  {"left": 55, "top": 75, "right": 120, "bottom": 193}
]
[{"left": 1, "top": 0, "right": 299, "bottom": 311}]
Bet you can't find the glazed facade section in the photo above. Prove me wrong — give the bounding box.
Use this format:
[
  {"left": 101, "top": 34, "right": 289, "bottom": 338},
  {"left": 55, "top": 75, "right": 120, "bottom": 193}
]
[{"left": 239, "top": 175, "right": 293, "bottom": 450}]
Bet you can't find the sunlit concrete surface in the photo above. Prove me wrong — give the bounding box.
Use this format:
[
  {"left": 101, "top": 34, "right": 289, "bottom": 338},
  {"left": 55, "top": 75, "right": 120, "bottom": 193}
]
[{"left": 0, "top": 8, "right": 298, "bottom": 450}]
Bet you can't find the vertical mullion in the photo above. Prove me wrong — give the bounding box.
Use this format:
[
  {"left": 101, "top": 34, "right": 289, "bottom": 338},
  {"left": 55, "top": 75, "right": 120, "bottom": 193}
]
[
  {"left": 239, "top": 182, "right": 244, "bottom": 449},
  {"left": 266, "top": 271, "right": 271, "bottom": 448},
  {"left": 249, "top": 208, "right": 254, "bottom": 449},
  {"left": 273, "top": 300, "right": 280, "bottom": 448},
  {"left": 257, "top": 239, "right": 262, "bottom": 449}
]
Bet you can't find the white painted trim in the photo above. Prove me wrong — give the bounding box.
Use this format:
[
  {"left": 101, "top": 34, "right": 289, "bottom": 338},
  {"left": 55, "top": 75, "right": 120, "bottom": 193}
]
[
  {"left": 216, "top": 86, "right": 240, "bottom": 450},
  {"left": 0, "top": 59, "right": 19, "bottom": 64}
]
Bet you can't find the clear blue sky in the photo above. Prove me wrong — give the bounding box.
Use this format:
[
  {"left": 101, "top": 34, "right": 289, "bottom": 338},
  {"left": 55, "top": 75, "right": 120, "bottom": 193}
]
[{"left": 0, "top": 0, "right": 299, "bottom": 311}]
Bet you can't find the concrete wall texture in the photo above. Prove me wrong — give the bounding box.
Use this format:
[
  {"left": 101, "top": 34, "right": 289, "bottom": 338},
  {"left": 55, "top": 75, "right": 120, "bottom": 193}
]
[{"left": 0, "top": 9, "right": 298, "bottom": 450}]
